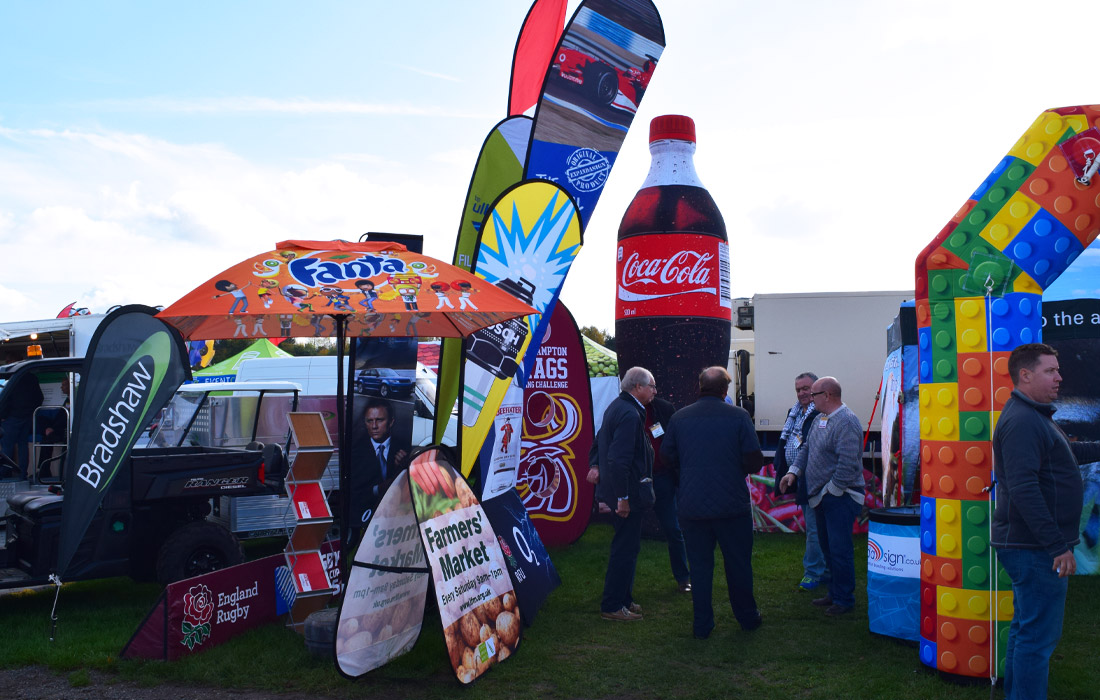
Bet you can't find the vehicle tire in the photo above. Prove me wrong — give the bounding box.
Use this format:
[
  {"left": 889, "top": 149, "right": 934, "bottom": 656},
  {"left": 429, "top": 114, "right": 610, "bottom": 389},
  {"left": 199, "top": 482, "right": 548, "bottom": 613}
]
[
  {"left": 586, "top": 64, "right": 617, "bottom": 106},
  {"left": 380, "top": 383, "right": 389, "bottom": 397},
  {"left": 155, "top": 520, "right": 245, "bottom": 584}
]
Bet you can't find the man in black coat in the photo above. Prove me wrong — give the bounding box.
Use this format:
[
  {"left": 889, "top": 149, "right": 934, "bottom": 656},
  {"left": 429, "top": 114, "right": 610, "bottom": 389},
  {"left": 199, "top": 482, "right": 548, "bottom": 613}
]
[
  {"left": 595, "top": 366, "right": 656, "bottom": 622},
  {"left": 661, "top": 366, "right": 764, "bottom": 639},
  {"left": 349, "top": 397, "right": 411, "bottom": 526}
]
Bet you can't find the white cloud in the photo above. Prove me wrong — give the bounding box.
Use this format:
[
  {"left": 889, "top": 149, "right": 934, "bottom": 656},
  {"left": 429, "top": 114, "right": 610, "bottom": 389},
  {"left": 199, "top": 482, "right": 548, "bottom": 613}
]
[{"left": 0, "top": 125, "right": 473, "bottom": 321}]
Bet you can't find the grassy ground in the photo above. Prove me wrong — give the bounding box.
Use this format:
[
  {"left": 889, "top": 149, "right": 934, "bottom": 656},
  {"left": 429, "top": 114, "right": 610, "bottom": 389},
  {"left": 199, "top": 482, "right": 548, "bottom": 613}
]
[{"left": 2, "top": 526, "right": 1098, "bottom": 699}]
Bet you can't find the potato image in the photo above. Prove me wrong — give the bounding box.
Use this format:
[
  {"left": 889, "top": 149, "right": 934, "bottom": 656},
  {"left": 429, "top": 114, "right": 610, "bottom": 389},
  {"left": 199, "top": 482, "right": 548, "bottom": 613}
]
[
  {"left": 456, "top": 478, "right": 477, "bottom": 509},
  {"left": 378, "top": 624, "right": 393, "bottom": 641},
  {"left": 496, "top": 610, "right": 519, "bottom": 648},
  {"left": 389, "top": 597, "right": 413, "bottom": 631},
  {"left": 475, "top": 596, "right": 503, "bottom": 625},
  {"left": 457, "top": 665, "right": 477, "bottom": 684},
  {"left": 342, "top": 630, "right": 373, "bottom": 655},
  {"left": 444, "top": 624, "right": 463, "bottom": 669},
  {"left": 479, "top": 623, "right": 491, "bottom": 643},
  {"left": 502, "top": 592, "right": 517, "bottom": 613},
  {"left": 497, "top": 644, "right": 511, "bottom": 663},
  {"left": 338, "top": 615, "right": 359, "bottom": 639},
  {"left": 459, "top": 612, "right": 481, "bottom": 647},
  {"left": 462, "top": 645, "right": 475, "bottom": 671}
]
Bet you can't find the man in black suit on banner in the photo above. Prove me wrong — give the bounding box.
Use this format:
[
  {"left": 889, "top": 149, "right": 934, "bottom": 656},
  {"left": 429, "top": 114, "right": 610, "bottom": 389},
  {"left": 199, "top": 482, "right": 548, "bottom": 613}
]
[{"left": 350, "top": 397, "right": 411, "bottom": 526}]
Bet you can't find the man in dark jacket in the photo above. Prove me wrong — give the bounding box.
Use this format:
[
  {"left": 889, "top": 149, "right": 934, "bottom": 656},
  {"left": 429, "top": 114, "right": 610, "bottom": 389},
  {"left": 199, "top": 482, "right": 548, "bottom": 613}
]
[
  {"left": 595, "top": 366, "right": 657, "bottom": 622},
  {"left": 661, "top": 366, "right": 764, "bottom": 639},
  {"left": 992, "top": 343, "right": 1100, "bottom": 700},
  {"left": 770, "top": 372, "right": 824, "bottom": 590}
]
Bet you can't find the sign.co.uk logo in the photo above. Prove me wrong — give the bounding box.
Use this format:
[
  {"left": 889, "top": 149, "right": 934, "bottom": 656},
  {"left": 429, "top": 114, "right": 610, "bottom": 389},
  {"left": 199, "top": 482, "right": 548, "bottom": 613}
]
[{"left": 868, "top": 538, "right": 918, "bottom": 568}]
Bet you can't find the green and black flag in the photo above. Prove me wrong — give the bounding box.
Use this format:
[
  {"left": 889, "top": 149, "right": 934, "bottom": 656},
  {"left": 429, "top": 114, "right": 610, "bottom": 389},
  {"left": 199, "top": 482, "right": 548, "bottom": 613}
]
[{"left": 56, "top": 304, "right": 191, "bottom": 578}]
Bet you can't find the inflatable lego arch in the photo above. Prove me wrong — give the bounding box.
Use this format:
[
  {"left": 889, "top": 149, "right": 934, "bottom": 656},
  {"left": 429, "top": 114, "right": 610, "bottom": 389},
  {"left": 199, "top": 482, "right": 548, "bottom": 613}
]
[{"left": 914, "top": 104, "right": 1100, "bottom": 679}]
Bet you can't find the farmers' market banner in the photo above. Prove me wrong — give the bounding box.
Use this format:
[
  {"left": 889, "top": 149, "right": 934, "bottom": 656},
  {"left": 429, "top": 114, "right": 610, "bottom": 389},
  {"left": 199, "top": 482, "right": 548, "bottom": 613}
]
[
  {"left": 337, "top": 447, "right": 519, "bottom": 684},
  {"left": 121, "top": 544, "right": 340, "bottom": 660}
]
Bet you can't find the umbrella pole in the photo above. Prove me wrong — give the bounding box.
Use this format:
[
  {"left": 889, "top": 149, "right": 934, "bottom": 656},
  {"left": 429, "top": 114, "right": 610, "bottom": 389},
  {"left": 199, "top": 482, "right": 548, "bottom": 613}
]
[{"left": 333, "top": 314, "right": 351, "bottom": 587}]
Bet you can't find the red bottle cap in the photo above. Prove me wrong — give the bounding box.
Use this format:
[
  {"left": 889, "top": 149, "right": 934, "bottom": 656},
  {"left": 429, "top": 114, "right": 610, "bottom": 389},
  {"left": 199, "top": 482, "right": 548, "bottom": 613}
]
[{"left": 649, "top": 115, "right": 696, "bottom": 144}]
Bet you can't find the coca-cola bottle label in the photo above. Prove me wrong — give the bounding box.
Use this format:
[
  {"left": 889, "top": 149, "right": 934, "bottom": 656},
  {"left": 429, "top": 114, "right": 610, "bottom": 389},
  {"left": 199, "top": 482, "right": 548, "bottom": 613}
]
[{"left": 615, "top": 234, "right": 731, "bottom": 320}]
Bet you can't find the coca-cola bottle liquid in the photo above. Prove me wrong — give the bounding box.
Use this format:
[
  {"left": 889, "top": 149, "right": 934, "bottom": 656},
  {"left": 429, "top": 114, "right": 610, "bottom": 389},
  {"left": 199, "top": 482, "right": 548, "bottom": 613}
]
[{"left": 615, "top": 115, "right": 731, "bottom": 409}]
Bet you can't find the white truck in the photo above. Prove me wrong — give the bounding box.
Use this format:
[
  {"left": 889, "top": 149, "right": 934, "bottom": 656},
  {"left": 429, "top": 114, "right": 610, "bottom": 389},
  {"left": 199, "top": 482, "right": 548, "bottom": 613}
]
[
  {"left": 728, "top": 290, "right": 913, "bottom": 454},
  {"left": 0, "top": 313, "right": 106, "bottom": 361}
]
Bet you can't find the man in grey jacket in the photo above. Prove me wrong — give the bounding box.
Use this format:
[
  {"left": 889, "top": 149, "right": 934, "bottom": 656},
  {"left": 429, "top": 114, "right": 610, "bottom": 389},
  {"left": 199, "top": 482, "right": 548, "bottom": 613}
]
[
  {"left": 778, "top": 376, "right": 864, "bottom": 616},
  {"left": 991, "top": 343, "right": 1100, "bottom": 700}
]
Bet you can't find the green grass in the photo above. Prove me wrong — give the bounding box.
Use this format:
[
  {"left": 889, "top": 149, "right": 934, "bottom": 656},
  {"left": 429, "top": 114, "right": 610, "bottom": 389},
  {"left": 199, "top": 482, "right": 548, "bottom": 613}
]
[{"left": 2, "top": 526, "right": 1098, "bottom": 699}]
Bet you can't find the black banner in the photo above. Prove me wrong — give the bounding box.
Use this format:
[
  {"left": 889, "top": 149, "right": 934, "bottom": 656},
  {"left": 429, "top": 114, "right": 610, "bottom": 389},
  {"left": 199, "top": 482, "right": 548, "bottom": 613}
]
[
  {"left": 1041, "top": 299, "right": 1100, "bottom": 341},
  {"left": 57, "top": 305, "right": 191, "bottom": 577}
]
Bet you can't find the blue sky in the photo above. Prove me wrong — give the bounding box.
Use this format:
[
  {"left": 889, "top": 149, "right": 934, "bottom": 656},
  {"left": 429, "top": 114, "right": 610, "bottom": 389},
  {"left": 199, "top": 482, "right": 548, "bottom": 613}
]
[{"left": 1, "top": 0, "right": 1099, "bottom": 330}]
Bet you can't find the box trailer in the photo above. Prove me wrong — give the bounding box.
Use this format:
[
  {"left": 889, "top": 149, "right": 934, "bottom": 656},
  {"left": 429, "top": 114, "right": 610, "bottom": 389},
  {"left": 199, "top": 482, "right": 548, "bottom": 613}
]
[{"left": 729, "top": 290, "right": 913, "bottom": 451}]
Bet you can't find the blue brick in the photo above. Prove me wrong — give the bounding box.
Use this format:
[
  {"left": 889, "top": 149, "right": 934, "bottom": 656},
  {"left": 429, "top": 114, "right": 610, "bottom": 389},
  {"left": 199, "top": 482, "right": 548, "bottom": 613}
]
[
  {"left": 920, "top": 638, "right": 938, "bottom": 667},
  {"left": 919, "top": 326, "right": 933, "bottom": 383},
  {"left": 988, "top": 292, "right": 1042, "bottom": 352},
  {"left": 1005, "top": 209, "right": 1084, "bottom": 288},
  {"left": 970, "top": 156, "right": 1013, "bottom": 202},
  {"left": 921, "top": 496, "right": 937, "bottom": 555}
]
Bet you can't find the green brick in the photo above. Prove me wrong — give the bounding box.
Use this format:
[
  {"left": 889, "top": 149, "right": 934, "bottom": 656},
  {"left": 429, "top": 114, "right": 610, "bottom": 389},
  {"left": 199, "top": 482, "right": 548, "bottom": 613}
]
[
  {"left": 928, "top": 269, "right": 968, "bottom": 301},
  {"left": 960, "top": 411, "right": 990, "bottom": 441}
]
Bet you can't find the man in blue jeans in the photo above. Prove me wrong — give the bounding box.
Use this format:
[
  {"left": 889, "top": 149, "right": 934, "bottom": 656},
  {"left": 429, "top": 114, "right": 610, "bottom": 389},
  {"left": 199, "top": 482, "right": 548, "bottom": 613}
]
[
  {"left": 991, "top": 343, "right": 1100, "bottom": 699},
  {"left": 770, "top": 372, "right": 828, "bottom": 591},
  {"left": 779, "top": 376, "right": 864, "bottom": 616}
]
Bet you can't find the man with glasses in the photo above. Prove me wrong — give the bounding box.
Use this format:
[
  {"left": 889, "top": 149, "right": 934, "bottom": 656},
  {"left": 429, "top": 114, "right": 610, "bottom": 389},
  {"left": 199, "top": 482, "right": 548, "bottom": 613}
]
[
  {"left": 771, "top": 372, "right": 828, "bottom": 591},
  {"left": 778, "top": 377, "right": 864, "bottom": 616},
  {"left": 595, "top": 366, "right": 657, "bottom": 621}
]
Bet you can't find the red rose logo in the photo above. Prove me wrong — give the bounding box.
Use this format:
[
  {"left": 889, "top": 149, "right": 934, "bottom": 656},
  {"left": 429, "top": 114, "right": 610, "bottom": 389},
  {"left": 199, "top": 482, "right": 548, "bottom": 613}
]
[{"left": 180, "top": 584, "right": 214, "bottom": 650}]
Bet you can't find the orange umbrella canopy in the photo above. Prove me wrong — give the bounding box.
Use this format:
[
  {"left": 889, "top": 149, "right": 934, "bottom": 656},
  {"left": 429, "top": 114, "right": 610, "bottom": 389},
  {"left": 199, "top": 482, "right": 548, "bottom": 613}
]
[{"left": 157, "top": 240, "right": 536, "bottom": 340}]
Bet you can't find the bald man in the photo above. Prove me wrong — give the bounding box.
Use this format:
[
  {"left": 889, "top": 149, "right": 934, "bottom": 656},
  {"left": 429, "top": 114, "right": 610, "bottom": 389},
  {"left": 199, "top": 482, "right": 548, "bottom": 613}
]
[{"left": 779, "top": 376, "right": 864, "bottom": 616}]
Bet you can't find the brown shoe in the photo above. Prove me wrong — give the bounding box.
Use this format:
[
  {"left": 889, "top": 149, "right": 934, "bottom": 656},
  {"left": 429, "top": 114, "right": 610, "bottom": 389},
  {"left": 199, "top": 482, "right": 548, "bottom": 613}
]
[
  {"left": 678, "top": 581, "right": 692, "bottom": 593},
  {"left": 811, "top": 595, "right": 833, "bottom": 607},
  {"left": 628, "top": 602, "right": 642, "bottom": 614},
  {"left": 601, "top": 606, "right": 642, "bottom": 621}
]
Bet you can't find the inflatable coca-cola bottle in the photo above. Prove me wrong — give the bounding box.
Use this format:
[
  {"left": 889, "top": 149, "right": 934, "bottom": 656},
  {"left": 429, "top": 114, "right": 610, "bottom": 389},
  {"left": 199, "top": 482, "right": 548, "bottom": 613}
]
[{"left": 615, "top": 115, "right": 731, "bottom": 409}]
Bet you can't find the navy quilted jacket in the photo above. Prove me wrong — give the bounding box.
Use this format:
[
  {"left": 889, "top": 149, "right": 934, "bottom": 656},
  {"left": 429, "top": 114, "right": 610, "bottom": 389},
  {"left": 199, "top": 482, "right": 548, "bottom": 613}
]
[{"left": 661, "top": 396, "right": 761, "bottom": 520}]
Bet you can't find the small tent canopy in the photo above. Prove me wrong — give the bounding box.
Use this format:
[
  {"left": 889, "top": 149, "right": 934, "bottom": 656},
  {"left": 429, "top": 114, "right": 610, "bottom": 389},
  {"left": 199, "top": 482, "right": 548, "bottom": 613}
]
[{"left": 190, "top": 338, "right": 292, "bottom": 383}]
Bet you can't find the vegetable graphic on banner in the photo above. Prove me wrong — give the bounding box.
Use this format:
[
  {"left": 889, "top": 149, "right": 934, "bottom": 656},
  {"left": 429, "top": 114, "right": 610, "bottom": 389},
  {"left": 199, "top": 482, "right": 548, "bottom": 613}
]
[
  {"left": 459, "top": 180, "right": 582, "bottom": 476},
  {"left": 336, "top": 448, "right": 519, "bottom": 684},
  {"left": 336, "top": 468, "right": 430, "bottom": 679},
  {"left": 436, "top": 115, "right": 534, "bottom": 443},
  {"left": 518, "top": 302, "right": 595, "bottom": 547},
  {"left": 525, "top": 0, "right": 665, "bottom": 226}
]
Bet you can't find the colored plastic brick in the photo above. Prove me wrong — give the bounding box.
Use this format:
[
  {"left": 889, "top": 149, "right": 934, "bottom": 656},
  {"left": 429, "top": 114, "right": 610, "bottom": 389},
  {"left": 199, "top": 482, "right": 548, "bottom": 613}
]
[
  {"left": 1022, "top": 149, "right": 1100, "bottom": 250},
  {"left": 1007, "top": 111, "right": 1074, "bottom": 167},
  {"left": 921, "top": 496, "right": 937, "bottom": 555},
  {"left": 920, "top": 440, "right": 991, "bottom": 500},
  {"left": 927, "top": 269, "right": 968, "bottom": 301},
  {"left": 936, "top": 587, "right": 1012, "bottom": 622},
  {"left": 1004, "top": 208, "right": 1084, "bottom": 289},
  {"left": 920, "top": 384, "right": 959, "bottom": 441},
  {"left": 929, "top": 302, "right": 958, "bottom": 382},
  {"left": 979, "top": 191, "right": 1041, "bottom": 252},
  {"left": 936, "top": 499, "right": 962, "bottom": 558},
  {"left": 918, "top": 326, "right": 933, "bottom": 383},
  {"left": 988, "top": 293, "right": 1042, "bottom": 352},
  {"left": 970, "top": 157, "right": 1013, "bottom": 202},
  {"left": 921, "top": 552, "right": 962, "bottom": 587},
  {"left": 919, "top": 638, "right": 938, "bottom": 667},
  {"left": 954, "top": 298, "right": 987, "bottom": 353}
]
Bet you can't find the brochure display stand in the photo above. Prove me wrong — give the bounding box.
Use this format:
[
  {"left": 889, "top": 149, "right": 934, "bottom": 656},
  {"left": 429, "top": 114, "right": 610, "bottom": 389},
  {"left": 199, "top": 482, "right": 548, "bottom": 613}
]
[{"left": 283, "top": 412, "right": 336, "bottom": 632}]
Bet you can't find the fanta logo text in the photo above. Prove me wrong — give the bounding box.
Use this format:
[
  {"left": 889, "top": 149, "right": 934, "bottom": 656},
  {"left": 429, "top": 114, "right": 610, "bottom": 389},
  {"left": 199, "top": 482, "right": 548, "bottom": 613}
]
[
  {"left": 289, "top": 254, "right": 406, "bottom": 287},
  {"left": 620, "top": 250, "right": 713, "bottom": 289}
]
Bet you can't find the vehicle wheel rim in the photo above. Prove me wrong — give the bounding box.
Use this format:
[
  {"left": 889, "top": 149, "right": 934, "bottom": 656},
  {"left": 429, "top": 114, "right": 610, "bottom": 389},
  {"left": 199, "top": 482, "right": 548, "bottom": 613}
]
[
  {"left": 186, "top": 548, "right": 225, "bottom": 577},
  {"left": 380, "top": 385, "right": 388, "bottom": 397}
]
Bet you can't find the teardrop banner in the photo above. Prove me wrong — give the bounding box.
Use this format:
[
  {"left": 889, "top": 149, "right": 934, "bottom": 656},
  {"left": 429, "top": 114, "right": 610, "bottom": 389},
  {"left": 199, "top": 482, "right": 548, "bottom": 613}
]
[
  {"left": 436, "top": 115, "right": 533, "bottom": 444},
  {"left": 458, "top": 180, "right": 583, "bottom": 476},
  {"left": 517, "top": 301, "right": 596, "bottom": 547},
  {"left": 508, "top": 0, "right": 568, "bottom": 116},
  {"left": 524, "top": 0, "right": 665, "bottom": 227},
  {"left": 336, "top": 447, "right": 520, "bottom": 684}
]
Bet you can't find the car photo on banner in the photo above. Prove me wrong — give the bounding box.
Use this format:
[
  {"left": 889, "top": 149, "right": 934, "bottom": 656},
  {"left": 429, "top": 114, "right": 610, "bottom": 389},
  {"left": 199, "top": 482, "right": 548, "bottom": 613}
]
[{"left": 354, "top": 367, "right": 415, "bottom": 398}]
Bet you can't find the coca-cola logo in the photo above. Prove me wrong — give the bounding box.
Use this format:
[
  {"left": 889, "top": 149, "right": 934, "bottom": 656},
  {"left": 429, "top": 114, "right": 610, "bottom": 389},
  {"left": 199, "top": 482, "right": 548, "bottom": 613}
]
[{"left": 620, "top": 250, "right": 713, "bottom": 289}]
